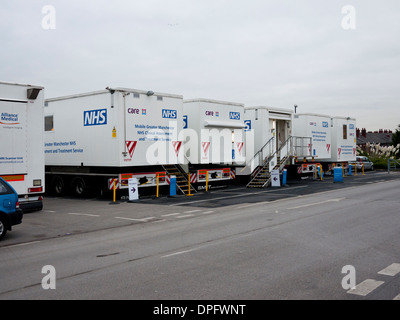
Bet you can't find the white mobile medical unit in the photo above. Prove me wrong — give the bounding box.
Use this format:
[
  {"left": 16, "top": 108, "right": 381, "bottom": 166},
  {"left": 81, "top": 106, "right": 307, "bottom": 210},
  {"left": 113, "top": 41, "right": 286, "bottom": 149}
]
[
  {"left": 239, "top": 106, "right": 312, "bottom": 187},
  {"left": 291, "top": 113, "right": 332, "bottom": 174},
  {"left": 182, "top": 99, "right": 245, "bottom": 190},
  {"left": 0, "top": 82, "right": 45, "bottom": 211},
  {"left": 327, "top": 116, "right": 357, "bottom": 168},
  {"left": 44, "top": 87, "right": 185, "bottom": 197}
]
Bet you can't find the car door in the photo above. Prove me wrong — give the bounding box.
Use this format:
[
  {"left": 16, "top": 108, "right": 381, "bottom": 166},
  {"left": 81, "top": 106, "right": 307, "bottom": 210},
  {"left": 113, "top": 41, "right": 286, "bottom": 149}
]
[
  {"left": 0, "top": 179, "right": 16, "bottom": 214},
  {"left": 362, "top": 157, "right": 372, "bottom": 170}
]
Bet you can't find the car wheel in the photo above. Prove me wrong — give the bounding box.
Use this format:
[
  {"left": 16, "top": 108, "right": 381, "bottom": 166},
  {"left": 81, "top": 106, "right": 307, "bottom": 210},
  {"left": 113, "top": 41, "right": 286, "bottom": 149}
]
[
  {"left": 371, "top": 165, "right": 374, "bottom": 171},
  {"left": 0, "top": 217, "right": 7, "bottom": 240}
]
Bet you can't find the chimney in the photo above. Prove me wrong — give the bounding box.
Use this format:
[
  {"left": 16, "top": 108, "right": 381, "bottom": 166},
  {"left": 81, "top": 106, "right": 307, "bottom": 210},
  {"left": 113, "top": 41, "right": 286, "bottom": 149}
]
[
  {"left": 362, "top": 128, "right": 367, "bottom": 137},
  {"left": 356, "top": 128, "right": 360, "bottom": 138},
  {"left": 379, "top": 129, "right": 383, "bottom": 133}
]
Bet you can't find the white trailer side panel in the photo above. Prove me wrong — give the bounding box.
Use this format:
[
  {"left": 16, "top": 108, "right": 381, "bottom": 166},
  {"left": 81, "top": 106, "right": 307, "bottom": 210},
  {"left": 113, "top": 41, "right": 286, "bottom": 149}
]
[
  {"left": 330, "top": 117, "right": 357, "bottom": 162},
  {"left": 292, "top": 113, "right": 332, "bottom": 160},
  {"left": 183, "top": 99, "right": 245, "bottom": 165},
  {"left": 124, "top": 93, "right": 184, "bottom": 166},
  {"left": 45, "top": 89, "right": 184, "bottom": 168}
]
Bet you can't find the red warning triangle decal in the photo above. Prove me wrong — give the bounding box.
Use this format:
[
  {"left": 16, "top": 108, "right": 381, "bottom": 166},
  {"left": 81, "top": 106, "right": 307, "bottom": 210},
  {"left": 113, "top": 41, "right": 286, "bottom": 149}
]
[
  {"left": 202, "top": 142, "right": 211, "bottom": 157},
  {"left": 126, "top": 141, "right": 138, "bottom": 158},
  {"left": 172, "top": 141, "right": 182, "bottom": 157}
]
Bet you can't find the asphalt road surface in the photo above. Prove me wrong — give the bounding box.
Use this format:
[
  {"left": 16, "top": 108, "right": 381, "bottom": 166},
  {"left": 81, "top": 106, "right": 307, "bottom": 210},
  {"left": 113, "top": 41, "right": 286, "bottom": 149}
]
[{"left": 1, "top": 172, "right": 400, "bottom": 300}]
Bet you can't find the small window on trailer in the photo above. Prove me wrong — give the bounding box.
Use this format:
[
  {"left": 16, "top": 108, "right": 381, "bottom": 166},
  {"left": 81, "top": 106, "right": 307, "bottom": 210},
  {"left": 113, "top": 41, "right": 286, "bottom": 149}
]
[{"left": 45, "top": 115, "right": 54, "bottom": 132}]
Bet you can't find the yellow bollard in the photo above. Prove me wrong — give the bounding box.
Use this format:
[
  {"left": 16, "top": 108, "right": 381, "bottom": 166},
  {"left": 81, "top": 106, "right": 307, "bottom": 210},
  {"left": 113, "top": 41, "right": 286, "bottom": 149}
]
[
  {"left": 113, "top": 179, "right": 116, "bottom": 203},
  {"left": 206, "top": 170, "right": 209, "bottom": 192},
  {"left": 156, "top": 174, "right": 160, "bottom": 198},
  {"left": 319, "top": 165, "right": 323, "bottom": 181},
  {"left": 187, "top": 173, "right": 193, "bottom": 196},
  {"left": 362, "top": 164, "right": 365, "bottom": 176}
]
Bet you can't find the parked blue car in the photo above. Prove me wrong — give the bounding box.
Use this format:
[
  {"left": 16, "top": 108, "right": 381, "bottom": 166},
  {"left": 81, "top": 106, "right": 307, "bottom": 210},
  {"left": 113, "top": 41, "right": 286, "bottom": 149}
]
[{"left": 0, "top": 177, "right": 23, "bottom": 240}]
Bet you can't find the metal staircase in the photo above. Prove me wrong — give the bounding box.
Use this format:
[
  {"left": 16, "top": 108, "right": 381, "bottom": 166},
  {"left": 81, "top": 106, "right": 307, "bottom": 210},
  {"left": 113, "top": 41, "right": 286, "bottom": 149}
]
[
  {"left": 246, "top": 136, "right": 311, "bottom": 188},
  {"left": 247, "top": 143, "right": 291, "bottom": 188},
  {"left": 162, "top": 164, "right": 197, "bottom": 195}
]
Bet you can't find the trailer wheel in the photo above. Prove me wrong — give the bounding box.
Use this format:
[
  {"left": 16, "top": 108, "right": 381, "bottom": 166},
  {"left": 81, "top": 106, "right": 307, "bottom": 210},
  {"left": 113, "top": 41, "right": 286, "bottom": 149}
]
[
  {"left": 51, "top": 176, "right": 65, "bottom": 195},
  {"left": 72, "top": 177, "right": 87, "bottom": 197}
]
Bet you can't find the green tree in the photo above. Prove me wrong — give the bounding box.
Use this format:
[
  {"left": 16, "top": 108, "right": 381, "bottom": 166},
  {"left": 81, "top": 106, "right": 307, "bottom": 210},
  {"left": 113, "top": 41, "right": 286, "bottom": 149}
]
[{"left": 393, "top": 125, "right": 400, "bottom": 146}]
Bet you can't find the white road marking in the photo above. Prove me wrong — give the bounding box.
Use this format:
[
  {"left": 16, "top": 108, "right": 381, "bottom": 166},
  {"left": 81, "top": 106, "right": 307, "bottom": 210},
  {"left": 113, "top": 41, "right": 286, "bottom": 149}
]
[
  {"left": 378, "top": 263, "right": 400, "bottom": 277},
  {"left": 3, "top": 241, "right": 41, "bottom": 249},
  {"left": 202, "top": 211, "right": 214, "bottom": 215},
  {"left": 115, "top": 217, "right": 155, "bottom": 222},
  {"left": 393, "top": 293, "right": 400, "bottom": 300},
  {"left": 176, "top": 214, "right": 195, "bottom": 219},
  {"left": 162, "top": 249, "right": 194, "bottom": 258},
  {"left": 161, "top": 213, "right": 181, "bottom": 217},
  {"left": 347, "top": 279, "right": 384, "bottom": 296},
  {"left": 68, "top": 213, "right": 100, "bottom": 217},
  {"left": 183, "top": 210, "right": 202, "bottom": 214},
  {"left": 287, "top": 198, "right": 346, "bottom": 210}
]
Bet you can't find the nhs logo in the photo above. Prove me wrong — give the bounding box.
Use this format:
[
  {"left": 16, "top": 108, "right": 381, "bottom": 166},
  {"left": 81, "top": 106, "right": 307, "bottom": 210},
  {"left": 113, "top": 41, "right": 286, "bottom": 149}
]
[
  {"left": 349, "top": 124, "right": 355, "bottom": 130},
  {"left": 84, "top": 109, "right": 107, "bottom": 126},
  {"left": 229, "top": 112, "right": 241, "bottom": 120},
  {"left": 322, "top": 121, "right": 329, "bottom": 128},
  {"left": 162, "top": 109, "right": 177, "bottom": 119}
]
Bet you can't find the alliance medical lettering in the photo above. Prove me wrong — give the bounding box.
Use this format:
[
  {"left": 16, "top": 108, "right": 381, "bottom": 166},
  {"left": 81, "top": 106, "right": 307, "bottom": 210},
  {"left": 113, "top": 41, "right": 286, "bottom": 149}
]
[{"left": 1, "top": 112, "right": 19, "bottom": 124}]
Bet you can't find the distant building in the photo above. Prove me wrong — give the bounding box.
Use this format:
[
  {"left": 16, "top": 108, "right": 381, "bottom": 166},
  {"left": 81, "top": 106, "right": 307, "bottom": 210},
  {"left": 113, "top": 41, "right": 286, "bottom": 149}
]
[{"left": 357, "top": 128, "right": 393, "bottom": 147}]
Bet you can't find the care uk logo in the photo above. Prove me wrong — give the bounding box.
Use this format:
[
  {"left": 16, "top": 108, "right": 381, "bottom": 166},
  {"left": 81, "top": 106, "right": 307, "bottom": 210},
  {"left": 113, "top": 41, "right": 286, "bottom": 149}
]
[{"left": 84, "top": 108, "right": 107, "bottom": 126}]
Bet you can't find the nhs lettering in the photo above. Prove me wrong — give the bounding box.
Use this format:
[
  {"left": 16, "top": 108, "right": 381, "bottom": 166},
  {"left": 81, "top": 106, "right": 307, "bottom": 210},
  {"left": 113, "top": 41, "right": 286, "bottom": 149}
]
[
  {"left": 162, "top": 109, "right": 177, "bottom": 119},
  {"left": 229, "top": 112, "right": 240, "bottom": 120},
  {"left": 84, "top": 109, "right": 107, "bottom": 126}
]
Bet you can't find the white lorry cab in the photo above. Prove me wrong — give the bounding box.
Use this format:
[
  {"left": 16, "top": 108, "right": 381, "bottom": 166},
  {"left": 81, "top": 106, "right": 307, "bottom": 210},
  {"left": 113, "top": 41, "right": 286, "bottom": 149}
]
[
  {"left": 0, "top": 82, "right": 45, "bottom": 212},
  {"left": 44, "top": 87, "right": 186, "bottom": 197}
]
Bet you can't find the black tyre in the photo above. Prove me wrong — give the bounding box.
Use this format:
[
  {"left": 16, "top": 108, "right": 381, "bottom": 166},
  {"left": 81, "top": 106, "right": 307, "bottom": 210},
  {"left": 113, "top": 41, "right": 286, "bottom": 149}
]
[
  {"left": 71, "top": 177, "right": 87, "bottom": 197},
  {"left": 51, "top": 176, "right": 65, "bottom": 196},
  {"left": 0, "top": 216, "right": 8, "bottom": 240}
]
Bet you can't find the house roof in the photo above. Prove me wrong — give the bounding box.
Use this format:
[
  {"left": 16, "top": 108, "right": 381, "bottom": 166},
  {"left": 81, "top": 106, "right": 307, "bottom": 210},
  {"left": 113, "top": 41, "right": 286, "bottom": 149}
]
[{"left": 357, "top": 132, "right": 393, "bottom": 145}]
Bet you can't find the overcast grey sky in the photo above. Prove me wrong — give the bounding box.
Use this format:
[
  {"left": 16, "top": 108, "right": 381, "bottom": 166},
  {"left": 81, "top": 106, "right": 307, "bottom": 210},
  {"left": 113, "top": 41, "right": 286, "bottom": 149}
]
[{"left": 1, "top": 0, "right": 399, "bottom": 131}]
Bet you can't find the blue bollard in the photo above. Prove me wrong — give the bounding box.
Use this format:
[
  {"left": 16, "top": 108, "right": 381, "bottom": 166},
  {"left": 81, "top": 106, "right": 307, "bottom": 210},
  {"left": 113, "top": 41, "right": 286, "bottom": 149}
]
[
  {"left": 170, "top": 175, "right": 177, "bottom": 196},
  {"left": 348, "top": 164, "right": 352, "bottom": 176},
  {"left": 282, "top": 169, "right": 287, "bottom": 186},
  {"left": 333, "top": 167, "right": 344, "bottom": 183}
]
